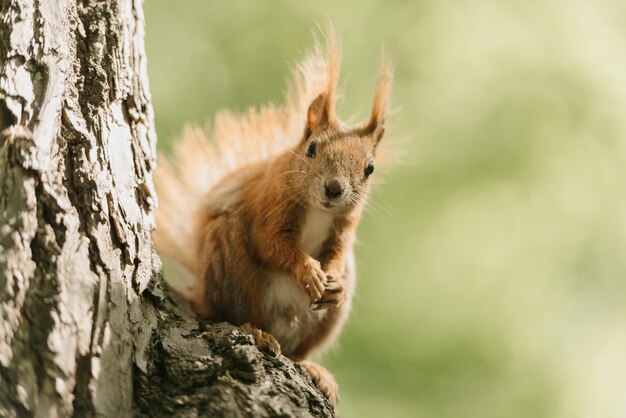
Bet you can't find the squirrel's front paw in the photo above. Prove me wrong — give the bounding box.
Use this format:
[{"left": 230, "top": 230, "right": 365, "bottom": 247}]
[
  {"left": 296, "top": 257, "right": 327, "bottom": 303},
  {"left": 313, "top": 273, "right": 346, "bottom": 310}
]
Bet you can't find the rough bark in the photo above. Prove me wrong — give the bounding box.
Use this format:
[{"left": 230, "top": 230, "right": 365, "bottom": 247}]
[
  {"left": 0, "top": 1, "right": 335, "bottom": 417},
  {"left": 134, "top": 290, "right": 335, "bottom": 418}
]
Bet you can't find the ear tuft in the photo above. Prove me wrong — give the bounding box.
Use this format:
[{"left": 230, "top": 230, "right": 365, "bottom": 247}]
[
  {"left": 324, "top": 23, "right": 340, "bottom": 120},
  {"left": 365, "top": 49, "right": 394, "bottom": 144},
  {"left": 304, "top": 24, "right": 341, "bottom": 138}
]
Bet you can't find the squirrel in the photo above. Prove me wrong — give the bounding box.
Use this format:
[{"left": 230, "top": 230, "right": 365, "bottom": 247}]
[{"left": 153, "top": 29, "right": 393, "bottom": 404}]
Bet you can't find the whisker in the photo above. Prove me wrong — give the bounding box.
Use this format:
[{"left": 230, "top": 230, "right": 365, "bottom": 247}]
[
  {"left": 287, "top": 149, "right": 314, "bottom": 168},
  {"left": 257, "top": 191, "right": 304, "bottom": 225},
  {"left": 361, "top": 202, "right": 383, "bottom": 224},
  {"left": 350, "top": 194, "right": 384, "bottom": 224},
  {"left": 228, "top": 184, "right": 301, "bottom": 219},
  {"left": 278, "top": 170, "right": 307, "bottom": 179},
  {"left": 364, "top": 198, "right": 385, "bottom": 218},
  {"left": 367, "top": 195, "right": 397, "bottom": 216}
]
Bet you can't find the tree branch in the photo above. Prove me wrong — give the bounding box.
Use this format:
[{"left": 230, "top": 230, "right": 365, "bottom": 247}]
[{"left": 133, "top": 282, "right": 335, "bottom": 417}]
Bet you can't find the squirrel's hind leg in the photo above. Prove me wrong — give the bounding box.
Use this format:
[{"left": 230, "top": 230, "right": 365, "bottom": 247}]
[
  {"left": 241, "top": 323, "right": 281, "bottom": 357},
  {"left": 300, "top": 360, "right": 339, "bottom": 405}
]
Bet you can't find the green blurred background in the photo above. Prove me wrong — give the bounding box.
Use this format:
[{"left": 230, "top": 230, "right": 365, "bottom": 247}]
[{"left": 144, "top": 1, "right": 626, "bottom": 417}]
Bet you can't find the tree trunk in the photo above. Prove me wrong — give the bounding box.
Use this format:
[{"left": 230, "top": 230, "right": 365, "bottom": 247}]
[{"left": 0, "top": 1, "right": 335, "bottom": 417}]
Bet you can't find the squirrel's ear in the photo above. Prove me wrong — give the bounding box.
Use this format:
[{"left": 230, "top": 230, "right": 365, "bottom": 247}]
[
  {"left": 305, "top": 93, "right": 329, "bottom": 137},
  {"left": 365, "top": 51, "right": 394, "bottom": 146}
]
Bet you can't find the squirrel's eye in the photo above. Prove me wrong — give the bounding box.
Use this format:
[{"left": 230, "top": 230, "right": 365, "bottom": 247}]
[
  {"left": 305, "top": 142, "right": 317, "bottom": 158},
  {"left": 364, "top": 163, "right": 374, "bottom": 177}
]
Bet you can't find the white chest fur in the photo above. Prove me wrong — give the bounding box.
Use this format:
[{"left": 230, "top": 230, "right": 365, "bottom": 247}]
[
  {"left": 263, "top": 207, "right": 334, "bottom": 354},
  {"left": 300, "top": 207, "right": 334, "bottom": 257}
]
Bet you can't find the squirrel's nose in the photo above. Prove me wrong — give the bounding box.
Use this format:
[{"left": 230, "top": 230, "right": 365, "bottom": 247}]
[{"left": 324, "top": 179, "right": 344, "bottom": 199}]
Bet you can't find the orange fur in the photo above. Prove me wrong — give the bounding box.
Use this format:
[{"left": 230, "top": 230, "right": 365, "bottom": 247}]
[{"left": 154, "top": 29, "right": 393, "bottom": 404}]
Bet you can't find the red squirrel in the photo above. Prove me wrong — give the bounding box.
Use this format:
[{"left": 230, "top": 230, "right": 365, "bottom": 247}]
[{"left": 154, "top": 29, "right": 393, "bottom": 404}]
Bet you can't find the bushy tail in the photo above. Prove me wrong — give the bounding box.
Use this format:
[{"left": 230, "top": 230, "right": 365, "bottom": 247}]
[{"left": 153, "top": 31, "right": 339, "bottom": 281}]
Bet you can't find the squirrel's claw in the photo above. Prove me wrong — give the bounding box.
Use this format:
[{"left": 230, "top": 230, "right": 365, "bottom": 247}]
[
  {"left": 312, "top": 278, "right": 346, "bottom": 310},
  {"left": 241, "top": 323, "right": 282, "bottom": 357}
]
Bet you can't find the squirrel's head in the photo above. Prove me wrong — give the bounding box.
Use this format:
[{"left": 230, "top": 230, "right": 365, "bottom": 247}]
[{"left": 293, "top": 49, "right": 393, "bottom": 215}]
